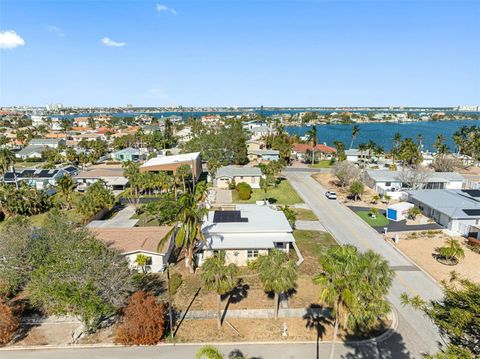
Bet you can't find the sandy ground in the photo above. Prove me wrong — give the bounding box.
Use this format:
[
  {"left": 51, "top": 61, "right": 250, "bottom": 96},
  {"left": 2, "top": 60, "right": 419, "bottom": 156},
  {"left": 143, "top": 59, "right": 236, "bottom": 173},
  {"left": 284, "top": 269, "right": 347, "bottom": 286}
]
[
  {"left": 394, "top": 234, "right": 480, "bottom": 283},
  {"left": 312, "top": 173, "right": 392, "bottom": 210},
  {"left": 12, "top": 323, "right": 80, "bottom": 346}
]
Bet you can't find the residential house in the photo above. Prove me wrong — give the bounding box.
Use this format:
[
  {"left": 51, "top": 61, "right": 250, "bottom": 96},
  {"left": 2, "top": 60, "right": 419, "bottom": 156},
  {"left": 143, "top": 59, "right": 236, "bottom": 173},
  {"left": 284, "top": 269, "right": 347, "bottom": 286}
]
[
  {"left": 112, "top": 147, "right": 147, "bottom": 162},
  {"left": 93, "top": 227, "right": 175, "bottom": 273},
  {"left": 292, "top": 143, "right": 336, "bottom": 162},
  {"left": 199, "top": 204, "right": 300, "bottom": 266},
  {"left": 408, "top": 189, "right": 480, "bottom": 236},
  {"left": 250, "top": 126, "right": 272, "bottom": 140},
  {"left": 74, "top": 168, "right": 129, "bottom": 191},
  {"left": 29, "top": 138, "right": 65, "bottom": 148},
  {"left": 246, "top": 140, "right": 265, "bottom": 152},
  {"left": 139, "top": 152, "right": 202, "bottom": 180},
  {"left": 15, "top": 145, "right": 46, "bottom": 160},
  {"left": 365, "top": 170, "right": 464, "bottom": 196},
  {"left": 2, "top": 167, "right": 68, "bottom": 190},
  {"left": 214, "top": 165, "right": 263, "bottom": 189},
  {"left": 247, "top": 149, "right": 280, "bottom": 162}
]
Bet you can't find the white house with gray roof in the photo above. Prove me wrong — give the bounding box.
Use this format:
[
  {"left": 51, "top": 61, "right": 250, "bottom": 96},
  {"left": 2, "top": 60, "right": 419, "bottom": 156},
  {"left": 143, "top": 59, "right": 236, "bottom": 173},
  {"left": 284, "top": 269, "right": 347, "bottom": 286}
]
[
  {"left": 214, "top": 165, "right": 263, "bottom": 189},
  {"left": 366, "top": 170, "right": 464, "bottom": 194},
  {"left": 408, "top": 189, "right": 480, "bottom": 236},
  {"left": 199, "top": 204, "right": 301, "bottom": 266}
]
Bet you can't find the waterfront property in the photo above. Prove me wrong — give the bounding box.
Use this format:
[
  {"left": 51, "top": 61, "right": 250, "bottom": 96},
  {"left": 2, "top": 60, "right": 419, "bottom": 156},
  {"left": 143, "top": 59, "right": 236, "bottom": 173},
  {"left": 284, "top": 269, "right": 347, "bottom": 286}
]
[
  {"left": 199, "top": 204, "right": 300, "bottom": 266},
  {"left": 292, "top": 143, "right": 336, "bottom": 162},
  {"left": 214, "top": 165, "right": 263, "bottom": 189},
  {"left": 408, "top": 189, "right": 480, "bottom": 236},
  {"left": 139, "top": 152, "right": 202, "bottom": 180},
  {"left": 93, "top": 226, "right": 175, "bottom": 273}
]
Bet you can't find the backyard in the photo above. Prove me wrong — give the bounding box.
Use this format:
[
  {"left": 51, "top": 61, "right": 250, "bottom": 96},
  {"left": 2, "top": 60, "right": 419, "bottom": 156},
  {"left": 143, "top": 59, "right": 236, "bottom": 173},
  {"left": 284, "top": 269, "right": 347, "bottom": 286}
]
[{"left": 232, "top": 179, "right": 303, "bottom": 205}]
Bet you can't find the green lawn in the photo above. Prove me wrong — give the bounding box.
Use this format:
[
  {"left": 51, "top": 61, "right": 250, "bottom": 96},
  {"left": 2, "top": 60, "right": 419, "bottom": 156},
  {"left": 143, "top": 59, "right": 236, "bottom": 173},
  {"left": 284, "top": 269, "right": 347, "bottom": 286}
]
[
  {"left": 232, "top": 179, "right": 303, "bottom": 205},
  {"left": 309, "top": 160, "right": 333, "bottom": 168},
  {"left": 356, "top": 210, "right": 390, "bottom": 228},
  {"left": 130, "top": 212, "right": 161, "bottom": 227},
  {"left": 293, "top": 208, "right": 318, "bottom": 221}
]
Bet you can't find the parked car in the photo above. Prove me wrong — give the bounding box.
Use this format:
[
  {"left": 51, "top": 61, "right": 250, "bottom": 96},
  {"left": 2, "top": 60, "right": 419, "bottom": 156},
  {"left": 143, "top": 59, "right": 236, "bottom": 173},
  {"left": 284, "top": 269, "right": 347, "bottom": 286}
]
[{"left": 325, "top": 191, "right": 337, "bottom": 199}]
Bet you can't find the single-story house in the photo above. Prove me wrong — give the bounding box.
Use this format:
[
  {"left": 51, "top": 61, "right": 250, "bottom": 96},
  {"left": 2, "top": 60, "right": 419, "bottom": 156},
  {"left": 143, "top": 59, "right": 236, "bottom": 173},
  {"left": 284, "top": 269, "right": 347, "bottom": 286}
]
[
  {"left": 214, "top": 165, "right": 263, "bottom": 189},
  {"left": 112, "top": 147, "right": 147, "bottom": 162},
  {"left": 250, "top": 126, "right": 272, "bottom": 140},
  {"left": 247, "top": 149, "right": 280, "bottom": 162},
  {"left": 93, "top": 226, "right": 175, "bottom": 273},
  {"left": 15, "top": 145, "right": 47, "bottom": 160},
  {"left": 246, "top": 140, "right": 265, "bottom": 152},
  {"left": 29, "top": 138, "right": 66, "bottom": 149},
  {"left": 292, "top": 143, "right": 337, "bottom": 162},
  {"left": 408, "top": 189, "right": 480, "bottom": 236},
  {"left": 345, "top": 148, "right": 385, "bottom": 163},
  {"left": 199, "top": 204, "right": 301, "bottom": 266},
  {"left": 2, "top": 167, "right": 68, "bottom": 190},
  {"left": 139, "top": 152, "right": 202, "bottom": 180},
  {"left": 365, "top": 170, "right": 464, "bottom": 194},
  {"left": 74, "top": 168, "right": 129, "bottom": 191}
]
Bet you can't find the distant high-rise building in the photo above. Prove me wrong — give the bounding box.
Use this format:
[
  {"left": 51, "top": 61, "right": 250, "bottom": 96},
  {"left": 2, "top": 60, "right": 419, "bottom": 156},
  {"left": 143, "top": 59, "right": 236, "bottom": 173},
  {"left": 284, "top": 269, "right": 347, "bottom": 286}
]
[
  {"left": 457, "top": 105, "right": 479, "bottom": 112},
  {"left": 46, "top": 103, "right": 63, "bottom": 111}
]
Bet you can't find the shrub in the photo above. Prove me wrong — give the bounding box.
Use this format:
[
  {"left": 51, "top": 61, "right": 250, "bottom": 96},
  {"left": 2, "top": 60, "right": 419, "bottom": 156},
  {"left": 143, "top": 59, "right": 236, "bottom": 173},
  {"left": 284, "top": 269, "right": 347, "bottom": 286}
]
[
  {"left": 236, "top": 182, "right": 252, "bottom": 200},
  {"left": 169, "top": 273, "right": 183, "bottom": 296},
  {"left": 115, "top": 291, "right": 165, "bottom": 345},
  {"left": 408, "top": 206, "right": 421, "bottom": 220},
  {"left": 228, "top": 180, "right": 236, "bottom": 190},
  {"left": 349, "top": 180, "right": 364, "bottom": 201},
  {"left": 0, "top": 300, "right": 19, "bottom": 345}
]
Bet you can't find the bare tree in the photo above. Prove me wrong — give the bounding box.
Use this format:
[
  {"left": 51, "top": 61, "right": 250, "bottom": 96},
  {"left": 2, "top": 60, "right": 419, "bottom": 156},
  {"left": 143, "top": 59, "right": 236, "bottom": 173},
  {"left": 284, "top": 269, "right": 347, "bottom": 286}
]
[
  {"left": 398, "top": 166, "right": 431, "bottom": 190},
  {"left": 433, "top": 155, "right": 458, "bottom": 172},
  {"left": 333, "top": 161, "right": 360, "bottom": 188}
]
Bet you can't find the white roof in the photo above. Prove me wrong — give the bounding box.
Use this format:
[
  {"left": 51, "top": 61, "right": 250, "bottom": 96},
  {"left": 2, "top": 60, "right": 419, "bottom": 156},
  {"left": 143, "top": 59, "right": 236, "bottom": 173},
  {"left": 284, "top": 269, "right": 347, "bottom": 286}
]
[
  {"left": 140, "top": 152, "right": 200, "bottom": 168},
  {"left": 387, "top": 202, "right": 414, "bottom": 211},
  {"left": 205, "top": 233, "right": 294, "bottom": 250}
]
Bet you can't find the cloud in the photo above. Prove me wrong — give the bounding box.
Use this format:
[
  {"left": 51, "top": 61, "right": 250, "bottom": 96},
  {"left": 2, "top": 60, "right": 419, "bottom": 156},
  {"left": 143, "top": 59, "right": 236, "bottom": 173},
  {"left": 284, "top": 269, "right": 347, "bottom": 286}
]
[
  {"left": 0, "top": 30, "right": 25, "bottom": 49},
  {"left": 48, "top": 25, "right": 65, "bottom": 37},
  {"left": 156, "top": 4, "right": 177, "bottom": 15},
  {"left": 101, "top": 37, "right": 126, "bottom": 47}
]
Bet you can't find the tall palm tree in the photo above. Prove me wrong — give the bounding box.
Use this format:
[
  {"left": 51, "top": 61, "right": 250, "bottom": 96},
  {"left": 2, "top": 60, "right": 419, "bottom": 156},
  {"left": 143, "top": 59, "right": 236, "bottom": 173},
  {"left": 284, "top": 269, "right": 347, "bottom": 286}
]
[
  {"left": 175, "top": 190, "right": 208, "bottom": 273},
  {"left": 0, "top": 148, "right": 15, "bottom": 177},
  {"left": 350, "top": 125, "right": 360, "bottom": 150},
  {"left": 56, "top": 174, "right": 75, "bottom": 209},
  {"left": 314, "top": 245, "right": 359, "bottom": 359},
  {"left": 201, "top": 251, "right": 239, "bottom": 329},
  {"left": 305, "top": 126, "right": 318, "bottom": 164},
  {"left": 255, "top": 249, "right": 297, "bottom": 319},
  {"left": 358, "top": 143, "right": 367, "bottom": 162},
  {"left": 391, "top": 132, "right": 402, "bottom": 166}
]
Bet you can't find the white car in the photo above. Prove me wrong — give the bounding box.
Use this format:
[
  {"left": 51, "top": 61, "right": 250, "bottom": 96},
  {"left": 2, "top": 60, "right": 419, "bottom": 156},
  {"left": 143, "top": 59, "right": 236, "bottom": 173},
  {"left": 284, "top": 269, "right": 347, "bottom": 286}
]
[{"left": 325, "top": 191, "right": 337, "bottom": 200}]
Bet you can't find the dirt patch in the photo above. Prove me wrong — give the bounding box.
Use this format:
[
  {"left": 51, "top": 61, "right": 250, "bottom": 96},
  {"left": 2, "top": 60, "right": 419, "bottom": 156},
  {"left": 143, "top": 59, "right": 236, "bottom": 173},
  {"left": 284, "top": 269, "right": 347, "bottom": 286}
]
[
  {"left": 312, "top": 173, "right": 392, "bottom": 210},
  {"left": 13, "top": 323, "right": 80, "bottom": 346},
  {"left": 393, "top": 233, "right": 480, "bottom": 283}
]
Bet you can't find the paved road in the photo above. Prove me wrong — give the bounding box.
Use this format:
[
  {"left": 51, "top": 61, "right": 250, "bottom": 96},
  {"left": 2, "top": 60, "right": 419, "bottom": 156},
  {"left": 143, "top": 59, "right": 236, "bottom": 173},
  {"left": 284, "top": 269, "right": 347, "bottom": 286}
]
[
  {"left": 0, "top": 338, "right": 416, "bottom": 359},
  {"left": 285, "top": 171, "right": 444, "bottom": 358}
]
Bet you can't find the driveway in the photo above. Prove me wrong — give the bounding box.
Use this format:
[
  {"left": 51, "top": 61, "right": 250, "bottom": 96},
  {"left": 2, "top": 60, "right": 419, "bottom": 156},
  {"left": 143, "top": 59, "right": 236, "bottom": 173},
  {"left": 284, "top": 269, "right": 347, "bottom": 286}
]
[
  {"left": 87, "top": 206, "right": 138, "bottom": 228},
  {"left": 215, "top": 189, "right": 233, "bottom": 204},
  {"left": 285, "top": 171, "right": 443, "bottom": 357}
]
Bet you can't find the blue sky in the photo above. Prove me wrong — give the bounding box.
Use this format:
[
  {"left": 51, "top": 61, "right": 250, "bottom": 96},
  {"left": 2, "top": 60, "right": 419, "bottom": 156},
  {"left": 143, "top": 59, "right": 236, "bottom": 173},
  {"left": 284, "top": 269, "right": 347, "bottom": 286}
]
[{"left": 0, "top": 0, "right": 479, "bottom": 107}]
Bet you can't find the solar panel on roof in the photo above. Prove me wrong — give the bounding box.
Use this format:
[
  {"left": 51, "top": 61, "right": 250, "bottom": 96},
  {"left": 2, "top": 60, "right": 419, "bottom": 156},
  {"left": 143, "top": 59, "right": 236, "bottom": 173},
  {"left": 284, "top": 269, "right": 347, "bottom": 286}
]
[
  {"left": 461, "top": 190, "right": 480, "bottom": 198},
  {"left": 22, "top": 170, "right": 35, "bottom": 177},
  {"left": 463, "top": 209, "right": 480, "bottom": 216},
  {"left": 213, "top": 210, "right": 248, "bottom": 223}
]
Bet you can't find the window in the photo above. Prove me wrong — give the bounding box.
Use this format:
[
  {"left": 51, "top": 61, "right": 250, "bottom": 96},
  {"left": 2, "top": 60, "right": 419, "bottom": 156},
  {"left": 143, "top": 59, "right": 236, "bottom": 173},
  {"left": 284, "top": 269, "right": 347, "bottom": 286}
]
[
  {"left": 247, "top": 250, "right": 259, "bottom": 258},
  {"left": 145, "top": 256, "right": 152, "bottom": 265},
  {"left": 385, "top": 182, "right": 391, "bottom": 186}
]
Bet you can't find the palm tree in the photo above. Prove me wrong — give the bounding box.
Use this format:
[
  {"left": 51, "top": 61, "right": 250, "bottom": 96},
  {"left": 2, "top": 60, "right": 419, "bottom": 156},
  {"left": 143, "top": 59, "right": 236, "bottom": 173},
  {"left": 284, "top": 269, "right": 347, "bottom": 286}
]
[
  {"left": 176, "top": 164, "right": 192, "bottom": 192},
  {"left": 175, "top": 190, "right": 208, "bottom": 273},
  {"left": 201, "top": 251, "right": 239, "bottom": 329},
  {"left": 305, "top": 126, "right": 318, "bottom": 164},
  {"left": 314, "top": 245, "right": 359, "bottom": 359},
  {"left": 196, "top": 346, "right": 225, "bottom": 359},
  {"left": 255, "top": 249, "right": 297, "bottom": 319},
  {"left": 350, "top": 125, "right": 360, "bottom": 150},
  {"left": 358, "top": 143, "right": 367, "bottom": 162},
  {"left": 56, "top": 174, "right": 75, "bottom": 209},
  {"left": 135, "top": 254, "right": 150, "bottom": 273},
  {"left": 435, "top": 238, "right": 465, "bottom": 265},
  {"left": 0, "top": 148, "right": 15, "bottom": 176},
  {"left": 391, "top": 132, "right": 402, "bottom": 166}
]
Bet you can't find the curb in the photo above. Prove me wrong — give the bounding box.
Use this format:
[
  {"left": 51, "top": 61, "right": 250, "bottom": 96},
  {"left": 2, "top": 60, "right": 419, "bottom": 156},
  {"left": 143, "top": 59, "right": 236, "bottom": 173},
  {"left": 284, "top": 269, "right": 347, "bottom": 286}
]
[{"left": 1, "top": 310, "right": 398, "bottom": 352}]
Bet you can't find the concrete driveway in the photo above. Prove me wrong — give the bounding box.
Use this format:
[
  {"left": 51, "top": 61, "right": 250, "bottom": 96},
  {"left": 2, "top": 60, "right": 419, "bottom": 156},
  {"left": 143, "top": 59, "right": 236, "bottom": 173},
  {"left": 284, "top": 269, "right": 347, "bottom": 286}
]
[
  {"left": 285, "top": 171, "right": 444, "bottom": 357},
  {"left": 87, "top": 206, "right": 138, "bottom": 228}
]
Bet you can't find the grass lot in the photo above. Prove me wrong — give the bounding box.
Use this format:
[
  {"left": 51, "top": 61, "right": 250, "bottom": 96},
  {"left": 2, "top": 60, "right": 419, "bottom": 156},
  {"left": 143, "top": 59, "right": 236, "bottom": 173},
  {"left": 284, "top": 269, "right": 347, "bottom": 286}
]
[
  {"left": 130, "top": 212, "right": 160, "bottom": 227},
  {"left": 356, "top": 210, "right": 390, "bottom": 228},
  {"left": 309, "top": 160, "right": 333, "bottom": 168},
  {"left": 293, "top": 229, "right": 338, "bottom": 275},
  {"left": 293, "top": 208, "right": 317, "bottom": 221},
  {"left": 232, "top": 179, "right": 303, "bottom": 205}
]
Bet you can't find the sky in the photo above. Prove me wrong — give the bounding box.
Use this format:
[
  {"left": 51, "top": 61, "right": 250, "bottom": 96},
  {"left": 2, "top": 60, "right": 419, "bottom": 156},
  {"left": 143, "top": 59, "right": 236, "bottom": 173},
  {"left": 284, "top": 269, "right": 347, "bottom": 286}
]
[{"left": 0, "top": 0, "right": 479, "bottom": 107}]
